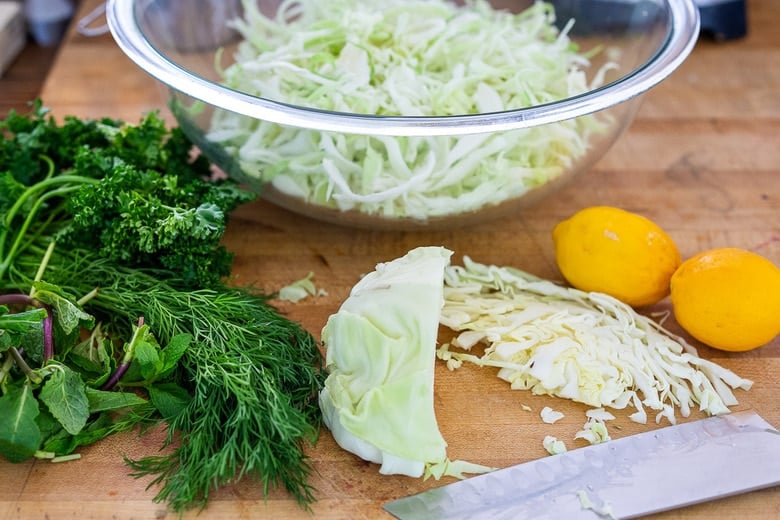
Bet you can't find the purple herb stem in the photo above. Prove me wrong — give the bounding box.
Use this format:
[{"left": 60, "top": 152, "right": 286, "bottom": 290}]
[
  {"left": 100, "top": 362, "right": 131, "bottom": 391},
  {"left": 0, "top": 294, "right": 54, "bottom": 361},
  {"left": 100, "top": 316, "right": 145, "bottom": 391},
  {"left": 0, "top": 293, "right": 34, "bottom": 306},
  {"left": 42, "top": 304, "right": 54, "bottom": 362}
]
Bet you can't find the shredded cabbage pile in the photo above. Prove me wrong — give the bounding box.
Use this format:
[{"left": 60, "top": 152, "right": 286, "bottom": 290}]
[
  {"left": 437, "top": 257, "right": 754, "bottom": 425},
  {"left": 207, "top": 0, "right": 614, "bottom": 220}
]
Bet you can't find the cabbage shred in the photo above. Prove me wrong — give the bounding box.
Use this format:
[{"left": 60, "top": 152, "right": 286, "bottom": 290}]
[
  {"left": 438, "top": 257, "right": 754, "bottom": 425},
  {"left": 208, "top": 0, "right": 613, "bottom": 220}
]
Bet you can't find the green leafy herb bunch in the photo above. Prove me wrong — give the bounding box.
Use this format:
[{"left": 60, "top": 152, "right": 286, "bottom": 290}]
[{"left": 0, "top": 101, "right": 326, "bottom": 512}]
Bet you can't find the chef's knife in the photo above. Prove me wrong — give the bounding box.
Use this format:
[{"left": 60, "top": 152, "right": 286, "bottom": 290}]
[{"left": 383, "top": 411, "right": 780, "bottom": 519}]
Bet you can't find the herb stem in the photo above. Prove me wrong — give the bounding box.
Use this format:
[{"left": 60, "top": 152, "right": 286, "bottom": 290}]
[
  {"left": 42, "top": 304, "right": 53, "bottom": 362},
  {"left": 33, "top": 241, "right": 56, "bottom": 285},
  {"left": 0, "top": 351, "right": 15, "bottom": 391},
  {"left": 34, "top": 449, "right": 82, "bottom": 463},
  {"left": 0, "top": 293, "right": 33, "bottom": 306},
  {"left": 51, "top": 454, "right": 82, "bottom": 463},
  {"left": 34, "top": 450, "right": 56, "bottom": 459},
  {"left": 9, "top": 347, "right": 42, "bottom": 385},
  {"left": 77, "top": 287, "right": 100, "bottom": 306},
  {"left": 1, "top": 174, "right": 97, "bottom": 230},
  {"left": 0, "top": 181, "right": 96, "bottom": 278},
  {"left": 100, "top": 316, "right": 145, "bottom": 390},
  {"left": 40, "top": 154, "right": 56, "bottom": 181}
]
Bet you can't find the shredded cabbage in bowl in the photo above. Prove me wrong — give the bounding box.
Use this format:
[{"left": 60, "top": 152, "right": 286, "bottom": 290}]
[{"left": 206, "top": 0, "right": 619, "bottom": 221}]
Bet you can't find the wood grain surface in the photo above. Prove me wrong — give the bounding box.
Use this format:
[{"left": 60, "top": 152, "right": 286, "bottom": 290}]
[{"left": 2, "top": 1, "right": 780, "bottom": 519}]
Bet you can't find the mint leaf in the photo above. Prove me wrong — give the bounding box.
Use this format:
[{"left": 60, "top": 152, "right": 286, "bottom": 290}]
[
  {"left": 158, "top": 333, "right": 191, "bottom": 379},
  {"left": 0, "top": 307, "right": 47, "bottom": 356},
  {"left": 0, "top": 306, "right": 47, "bottom": 333},
  {"left": 30, "top": 282, "right": 94, "bottom": 335},
  {"left": 39, "top": 364, "right": 89, "bottom": 435},
  {"left": 85, "top": 387, "right": 147, "bottom": 413},
  {"left": 148, "top": 382, "right": 191, "bottom": 421},
  {"left": 67, "top": 335, "right": 114, "bottom": 387},
  {"left": 0, "top": 382, "right": 42, "bottom": 462},
  {"left": 35, "top": 407, "right": 64, "bottom": 444},
  {"left": 134, "top": 339, "right": 162, "bottom": 380},
  {"left": 42, "top": 412, "right": 116, "bottom": 456},
  {"left": 40, "top": 428, "right": 76, "bottom": 456},
  {"left": 29, "top": 283, "right": 95, "bottom": 361}
]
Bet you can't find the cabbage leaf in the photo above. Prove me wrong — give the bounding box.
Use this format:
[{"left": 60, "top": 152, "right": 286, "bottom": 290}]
[{"left": 319, "top": 246, "right": 491, "bottom": 478}]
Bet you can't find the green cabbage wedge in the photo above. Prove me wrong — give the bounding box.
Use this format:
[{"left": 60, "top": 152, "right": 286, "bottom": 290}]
[{"left": 319, "top": 246, "right": 492, "bottom": 479}]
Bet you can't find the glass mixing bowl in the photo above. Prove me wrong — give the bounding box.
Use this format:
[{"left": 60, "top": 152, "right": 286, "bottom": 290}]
[{"left": 106, "top": 0, "right": 699, "bottom": 230}]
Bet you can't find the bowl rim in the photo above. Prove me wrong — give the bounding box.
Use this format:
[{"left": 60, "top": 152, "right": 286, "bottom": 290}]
[{"left": 106, "top": 0, "right": 700, "bottom": 137}]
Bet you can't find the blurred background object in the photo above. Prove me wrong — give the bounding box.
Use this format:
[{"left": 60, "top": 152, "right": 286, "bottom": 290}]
[
  {"left": 24, "top": 0, "right": 74, "bottom": 46},
  {"left": 696, "top": 0, "right": 747, "bottom": 40},
  {"left": 0, "top": 1, "right": 25, "bottom": 77}
]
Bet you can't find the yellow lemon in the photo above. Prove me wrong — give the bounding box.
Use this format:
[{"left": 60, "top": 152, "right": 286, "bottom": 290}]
[
  {"left": 670, "top": 248, "right": 780, "bottom": 352},
  {"left": 552, "top": 206, "right": 681, "bottom": 307}
]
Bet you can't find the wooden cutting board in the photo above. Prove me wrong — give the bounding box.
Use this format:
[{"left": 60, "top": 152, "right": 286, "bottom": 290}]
[{"left": 2, "top": 1, "right": 780, "bottom": 519}]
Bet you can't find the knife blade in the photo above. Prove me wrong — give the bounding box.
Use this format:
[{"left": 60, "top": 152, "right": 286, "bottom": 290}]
[{"left": 383, "top": 411, "right": 780, "bottom": 519}]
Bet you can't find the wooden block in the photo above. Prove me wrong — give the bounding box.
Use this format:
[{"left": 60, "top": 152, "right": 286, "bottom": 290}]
[{"left": 0, "top": 1, "right": 25, "bottom": 78}]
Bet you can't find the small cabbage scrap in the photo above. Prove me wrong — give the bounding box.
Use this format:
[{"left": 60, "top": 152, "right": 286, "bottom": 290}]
[
  {"left": 577, "top": 408, "right": 615, "bottom": 443},
  {"left": 543, "top": 435, "right": 567, "bottom": 455},
  {"left": 437, "top": 257, "right": 754, "bottom": 425},
  {"left": 540, "top": 406, "right": 564, "bottom": 424},
  {"left": 319, "top": 246, "right": 492, "bottom": 478},
  {"left": 585, "top": 407, "right": 616, "bottom": 422},
  {"left": 578, "top": 490, "right": 617, "bottom": 519},
  {"left": 575, "top": 417, "right": 612, "bottom": 445},
  {"left": 277, "top": 272, "right": 327, "bottom": 302}
]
